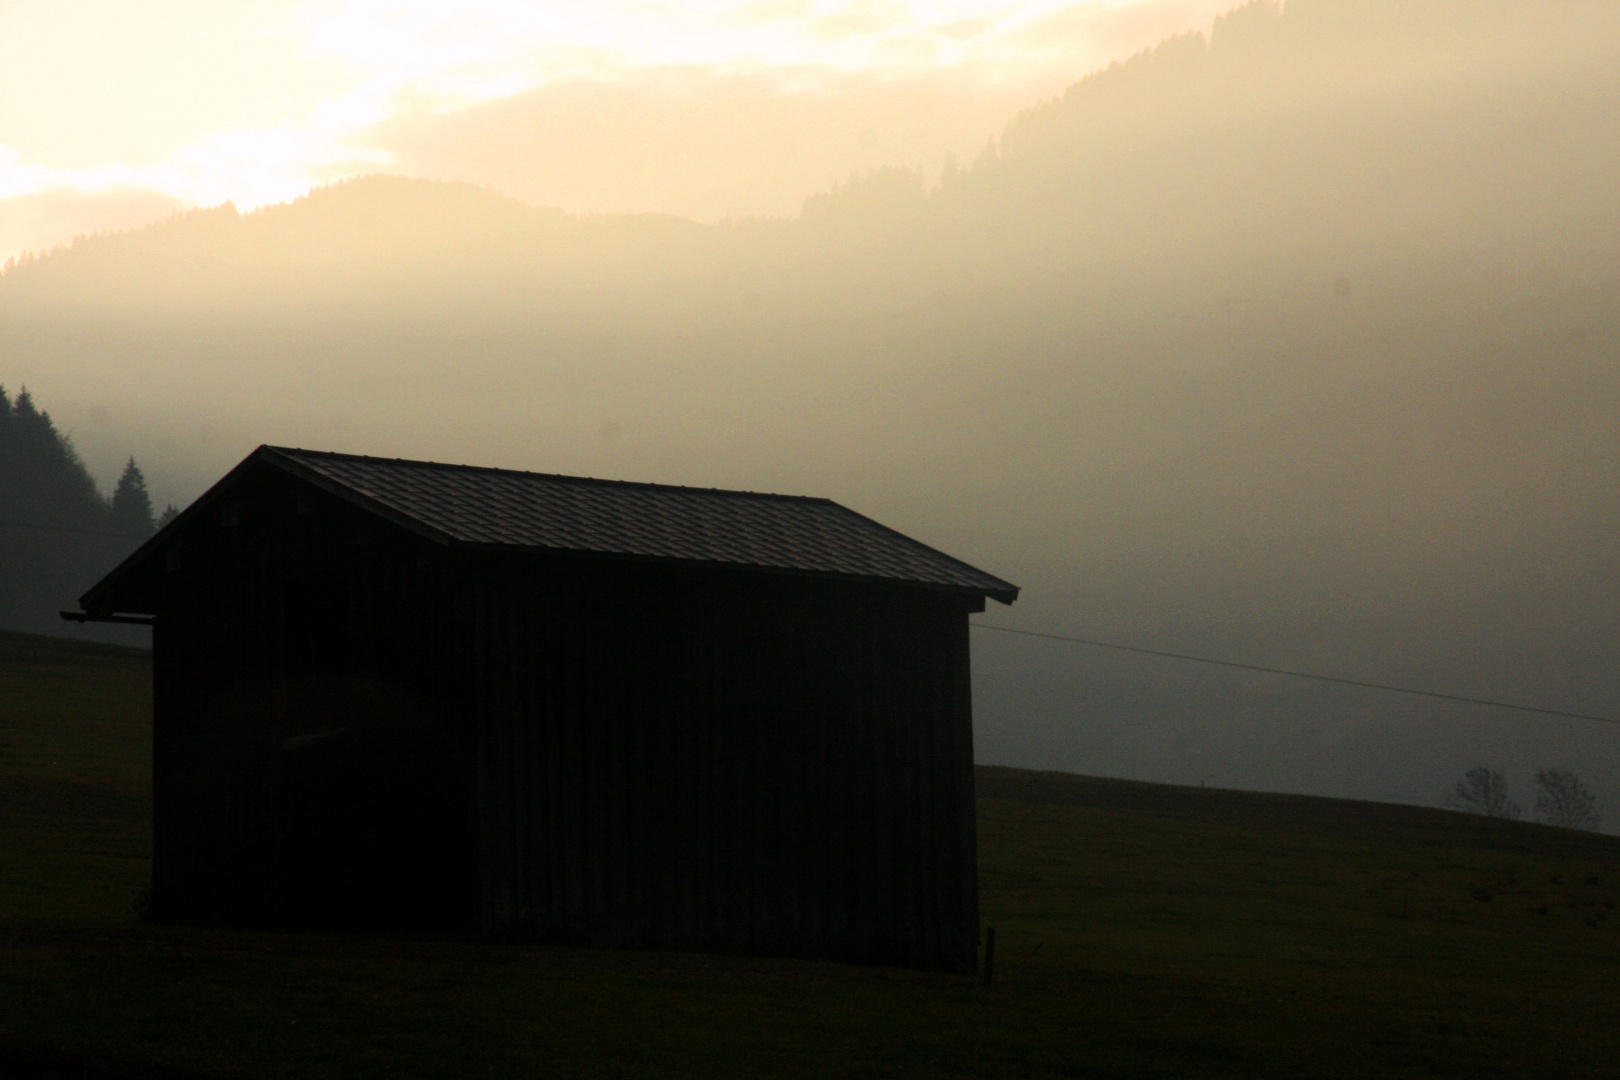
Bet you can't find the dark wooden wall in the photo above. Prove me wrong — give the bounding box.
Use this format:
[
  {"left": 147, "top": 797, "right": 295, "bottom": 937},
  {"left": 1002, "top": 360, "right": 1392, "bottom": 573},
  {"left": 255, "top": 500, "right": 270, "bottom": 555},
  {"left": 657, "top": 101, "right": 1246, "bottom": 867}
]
[
  {"left": 140, "top": 463, "right": 981, "bottom": 970},
  {"left": 148, "top": 467, "right": 473, "bottom": 928},
  {"left": 467, "top": 556, "right": 980, "bottom": 971}
]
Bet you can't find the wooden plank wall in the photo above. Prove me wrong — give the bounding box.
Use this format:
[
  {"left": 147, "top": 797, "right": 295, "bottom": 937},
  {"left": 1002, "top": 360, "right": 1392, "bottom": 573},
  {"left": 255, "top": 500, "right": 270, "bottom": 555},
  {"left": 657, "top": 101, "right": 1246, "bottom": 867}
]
[
  {"left": 148, "top": 486, "right": 285, "bottom": 924},
  {"left": 469, "top": 557, "right": 980, "bottom": 971},
  {"left": 149, "top": 469, "right": 475, "bottom": 929},
  {"left": 141, "top": 463, "right": 980, "bottom": 966}
]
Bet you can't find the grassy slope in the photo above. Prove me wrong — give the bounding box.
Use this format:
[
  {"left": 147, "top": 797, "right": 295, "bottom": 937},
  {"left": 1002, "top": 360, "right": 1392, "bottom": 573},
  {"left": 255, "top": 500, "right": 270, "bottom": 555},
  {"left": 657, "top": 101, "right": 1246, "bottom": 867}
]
[
  {"left": 0, "top": 630, "right": 151, "bottom": 922},
  {"left": 1, "top": 629, "right": 1617, "bottom": 1079}
]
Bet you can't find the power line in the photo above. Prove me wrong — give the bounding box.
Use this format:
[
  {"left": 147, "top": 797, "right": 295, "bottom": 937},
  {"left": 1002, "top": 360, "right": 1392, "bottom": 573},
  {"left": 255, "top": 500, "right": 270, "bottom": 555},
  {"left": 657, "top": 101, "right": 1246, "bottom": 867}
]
[
  {"left": 969, "top": 622, "right": 1619, "bottom": 726},
  {"left": 0, "top": 517, "right": 145, "bottom": 541}
]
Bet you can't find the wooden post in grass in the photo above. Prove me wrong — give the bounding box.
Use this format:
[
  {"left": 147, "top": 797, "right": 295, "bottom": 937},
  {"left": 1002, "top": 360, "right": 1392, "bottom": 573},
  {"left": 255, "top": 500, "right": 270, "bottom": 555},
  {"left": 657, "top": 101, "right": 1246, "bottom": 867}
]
[{"left": 983, "top": 926, "right": 996, "bottom": 986}]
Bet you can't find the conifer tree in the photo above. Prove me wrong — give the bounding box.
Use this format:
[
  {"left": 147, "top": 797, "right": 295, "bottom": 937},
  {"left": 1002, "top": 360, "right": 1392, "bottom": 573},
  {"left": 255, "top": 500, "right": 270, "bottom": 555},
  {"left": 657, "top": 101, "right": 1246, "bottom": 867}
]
[
  {"left": 0, "top": 386, "right": 104, "bottom": 529},
  {"left": 0, "top": 385, "right": 151, "bottom": 636},
  {"left": 110, "top": 457, "right": 156, "bottom": 537}
]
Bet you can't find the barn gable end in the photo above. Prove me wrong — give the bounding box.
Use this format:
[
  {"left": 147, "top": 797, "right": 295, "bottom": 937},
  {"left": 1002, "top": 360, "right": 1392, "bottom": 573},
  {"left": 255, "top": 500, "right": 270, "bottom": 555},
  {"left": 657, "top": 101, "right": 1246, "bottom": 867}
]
[{"left": 73, "top": 446, "right": 1016, "bottom": 971}]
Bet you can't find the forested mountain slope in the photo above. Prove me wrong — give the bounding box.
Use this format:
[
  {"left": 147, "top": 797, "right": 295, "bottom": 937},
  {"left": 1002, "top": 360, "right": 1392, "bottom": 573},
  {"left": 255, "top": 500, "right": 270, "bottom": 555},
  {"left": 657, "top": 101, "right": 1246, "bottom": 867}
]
[{"left": 0, "top": 388, "right": 155, "bottom": 640}]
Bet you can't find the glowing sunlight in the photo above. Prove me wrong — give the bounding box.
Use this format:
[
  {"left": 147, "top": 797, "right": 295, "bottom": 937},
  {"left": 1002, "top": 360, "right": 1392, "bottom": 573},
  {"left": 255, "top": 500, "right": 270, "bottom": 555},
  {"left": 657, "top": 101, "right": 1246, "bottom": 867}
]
[{"left": 0, "top": 0, "right": 1236, "bottom": 260}]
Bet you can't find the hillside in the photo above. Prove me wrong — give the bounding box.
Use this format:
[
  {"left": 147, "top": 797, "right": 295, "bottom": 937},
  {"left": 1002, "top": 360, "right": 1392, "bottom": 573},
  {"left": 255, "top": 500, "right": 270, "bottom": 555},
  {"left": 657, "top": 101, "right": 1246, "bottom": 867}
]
[
  {"left": 0, "top": 630, "right": 151, "bottom": 925},
  {"left": 3, "top": 629, "right": 1620, "bottom": 1077}
]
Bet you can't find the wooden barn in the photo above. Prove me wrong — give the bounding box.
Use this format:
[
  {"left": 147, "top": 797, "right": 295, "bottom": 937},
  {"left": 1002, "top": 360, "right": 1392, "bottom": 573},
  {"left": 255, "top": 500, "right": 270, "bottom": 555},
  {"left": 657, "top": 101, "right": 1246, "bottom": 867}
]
[{"left": 69, "top": 446, "right": 1018, "bottom": 970}]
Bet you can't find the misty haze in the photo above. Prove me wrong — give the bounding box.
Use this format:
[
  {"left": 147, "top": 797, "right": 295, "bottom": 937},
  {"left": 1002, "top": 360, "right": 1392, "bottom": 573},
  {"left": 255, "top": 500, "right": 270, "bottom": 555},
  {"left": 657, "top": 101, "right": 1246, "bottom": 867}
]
[{"left": 4, "top": 0, "right": 1619, "bottom": 826}]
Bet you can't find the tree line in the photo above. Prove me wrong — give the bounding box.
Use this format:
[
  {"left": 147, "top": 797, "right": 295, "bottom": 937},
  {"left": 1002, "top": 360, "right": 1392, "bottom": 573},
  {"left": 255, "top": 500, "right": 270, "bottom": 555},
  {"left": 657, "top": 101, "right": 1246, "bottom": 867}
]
[
  {"left": 0, "top": 385, "right": 172, "bottom": 637},
  {"left": 1447, "top": 767, "right": 1603, "bottom": 832}
]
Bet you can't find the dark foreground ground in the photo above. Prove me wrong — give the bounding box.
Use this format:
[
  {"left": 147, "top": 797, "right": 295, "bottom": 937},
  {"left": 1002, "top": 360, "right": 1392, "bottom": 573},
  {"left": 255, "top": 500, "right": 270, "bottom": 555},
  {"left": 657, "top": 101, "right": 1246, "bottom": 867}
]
[{"left": 2, "top": 628, "right": 1617, "bottom": 1078}]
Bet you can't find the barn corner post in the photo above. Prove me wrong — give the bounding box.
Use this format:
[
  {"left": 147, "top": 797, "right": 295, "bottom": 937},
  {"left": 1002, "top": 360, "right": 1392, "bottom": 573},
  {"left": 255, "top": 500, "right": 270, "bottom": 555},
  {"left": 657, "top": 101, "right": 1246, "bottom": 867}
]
[{"left": 955, "top": 598, "right": 982, "bottom": 976}]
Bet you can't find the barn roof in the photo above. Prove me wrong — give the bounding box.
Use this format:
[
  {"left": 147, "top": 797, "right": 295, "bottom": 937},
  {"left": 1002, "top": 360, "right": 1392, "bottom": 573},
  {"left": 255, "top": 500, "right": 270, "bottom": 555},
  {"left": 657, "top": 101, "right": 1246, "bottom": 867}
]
[{"left": 82, "top": 446, "right": 1019, "bottom": 611}]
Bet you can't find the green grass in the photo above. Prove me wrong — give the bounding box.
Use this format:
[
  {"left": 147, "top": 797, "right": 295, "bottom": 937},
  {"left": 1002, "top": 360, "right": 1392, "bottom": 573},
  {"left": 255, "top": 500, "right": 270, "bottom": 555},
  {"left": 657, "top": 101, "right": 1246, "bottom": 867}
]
[
  {"left": 0, "top": 630, "right": 152, "bottom": 922},
  {"left": 2, "top": 627, "right": 1618, "bottom": 1078}
]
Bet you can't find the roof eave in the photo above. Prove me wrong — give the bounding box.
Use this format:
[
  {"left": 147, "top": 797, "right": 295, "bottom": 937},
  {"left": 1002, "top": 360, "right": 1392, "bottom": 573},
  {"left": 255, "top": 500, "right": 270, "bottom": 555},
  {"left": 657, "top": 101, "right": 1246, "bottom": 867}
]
[
  {"left": 79, "top": 445, "right": 461, "bottom": 616},
  {"left": 79, "top": 445, "right": 1022, "bottom": 614},
  {"left": 79, "top": 446, "right": 277, "bottom": 615}
]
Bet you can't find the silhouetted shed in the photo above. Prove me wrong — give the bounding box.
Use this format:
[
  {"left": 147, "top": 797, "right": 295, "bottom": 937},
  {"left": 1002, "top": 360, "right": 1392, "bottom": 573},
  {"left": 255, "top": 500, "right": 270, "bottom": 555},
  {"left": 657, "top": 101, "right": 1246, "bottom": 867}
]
[{"left": 73, "top": 445, "right": 1017, "bottom": 970}]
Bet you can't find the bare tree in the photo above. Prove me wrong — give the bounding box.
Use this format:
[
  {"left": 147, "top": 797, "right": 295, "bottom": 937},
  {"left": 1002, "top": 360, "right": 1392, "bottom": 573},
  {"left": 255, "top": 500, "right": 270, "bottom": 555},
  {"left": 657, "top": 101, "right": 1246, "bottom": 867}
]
[
  {"left": 1446, "top": 767, "right": 1521, "bottom": 819},
  {"left": 1534, "top": 769, "right": 1602, "bottom": 831}
]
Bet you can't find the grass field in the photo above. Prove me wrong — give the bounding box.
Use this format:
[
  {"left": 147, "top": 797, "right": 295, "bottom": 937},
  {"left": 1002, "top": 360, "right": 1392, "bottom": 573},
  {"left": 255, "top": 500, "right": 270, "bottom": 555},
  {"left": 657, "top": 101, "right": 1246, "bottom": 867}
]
[{"left": 2, "top": 627, "right": 1618, "bottom": 1078}]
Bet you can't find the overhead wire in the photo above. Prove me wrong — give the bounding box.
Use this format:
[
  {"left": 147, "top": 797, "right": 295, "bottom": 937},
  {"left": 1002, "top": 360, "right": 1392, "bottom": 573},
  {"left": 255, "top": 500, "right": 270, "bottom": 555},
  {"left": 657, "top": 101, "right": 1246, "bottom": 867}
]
[
  {"left": 969, "top": 622, "right": 1619, "bottom": 726},
  {"left": 5, "top": 512, "right": 1612, "bottom": 724}
]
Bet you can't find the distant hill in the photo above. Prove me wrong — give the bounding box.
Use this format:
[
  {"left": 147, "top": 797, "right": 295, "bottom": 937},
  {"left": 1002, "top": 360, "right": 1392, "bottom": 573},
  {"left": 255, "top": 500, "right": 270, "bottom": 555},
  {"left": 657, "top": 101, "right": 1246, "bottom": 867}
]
[
  {"left": 0, "top": 179, "right": 732, "bottom": 318},
  {"left": 977, "top": 765, "right": 1618, "bottom": 857}
]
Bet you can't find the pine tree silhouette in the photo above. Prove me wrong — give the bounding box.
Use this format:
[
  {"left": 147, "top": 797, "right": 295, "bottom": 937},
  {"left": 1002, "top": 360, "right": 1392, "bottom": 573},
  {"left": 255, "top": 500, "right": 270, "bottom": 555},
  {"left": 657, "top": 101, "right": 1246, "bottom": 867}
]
[
  {"left": 1, "top": 386, "right": 105, "bottom": 531},
  {"left": 0, "top": 385, "right": 152, "bottom": 636},
  {"left": 110, "top": 457, "right": 155, "bottom": 538}
]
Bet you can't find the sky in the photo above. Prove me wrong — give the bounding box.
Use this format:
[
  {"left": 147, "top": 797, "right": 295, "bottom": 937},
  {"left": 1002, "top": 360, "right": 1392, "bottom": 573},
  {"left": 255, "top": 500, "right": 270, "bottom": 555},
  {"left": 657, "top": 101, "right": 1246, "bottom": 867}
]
[{"left": 0, "top": 0, "right": 1239, "bottom": 262}]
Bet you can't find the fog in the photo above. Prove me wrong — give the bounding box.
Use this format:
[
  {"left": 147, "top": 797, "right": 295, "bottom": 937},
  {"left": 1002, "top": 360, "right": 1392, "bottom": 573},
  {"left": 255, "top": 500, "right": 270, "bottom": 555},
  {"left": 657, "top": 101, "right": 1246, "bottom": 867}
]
[
  {"left": 4, "top": 0, "right": 1618, "bottom": 823},
  {"left": 373, "top": 67, "right": 1040, "bottom": 223}
]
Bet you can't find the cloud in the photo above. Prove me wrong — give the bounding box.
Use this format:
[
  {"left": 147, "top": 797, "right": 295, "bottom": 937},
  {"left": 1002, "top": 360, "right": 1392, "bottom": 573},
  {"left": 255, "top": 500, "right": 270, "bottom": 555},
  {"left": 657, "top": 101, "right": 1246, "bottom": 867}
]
[
  {"left": 0, "top": 0, "right": 1245, "bottom": 254},
  {"left": 292, "top": 0, "right": 1240, "bottom": 98},
  {"left": 0, "top": 186, "right": 188, "bottom": 267},
  {"left": 341, "top": 0, "right": 1246, "bottom": 223},
  {"left": 934, "top": 18, "right": 993, "bottom": 41},
  {"left": 369, "top": 65, "right": 1038, "bottom": 221},
  {"left": 810, "top": 2, "right": 915, "bottom": 40},
  {"left": 0, "top": 114, "right": 392, "bottom": 262}
]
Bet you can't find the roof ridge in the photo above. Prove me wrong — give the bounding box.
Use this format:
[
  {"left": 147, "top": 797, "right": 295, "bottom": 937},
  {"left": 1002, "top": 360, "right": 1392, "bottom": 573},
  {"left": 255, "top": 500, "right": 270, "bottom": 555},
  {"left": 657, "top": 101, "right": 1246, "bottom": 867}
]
[
  {"left": 263, "top": 446, "right": 840, "bottom": 506},
  {"left": 253, "top": 445, "right": 1019, "bottom": 604}
]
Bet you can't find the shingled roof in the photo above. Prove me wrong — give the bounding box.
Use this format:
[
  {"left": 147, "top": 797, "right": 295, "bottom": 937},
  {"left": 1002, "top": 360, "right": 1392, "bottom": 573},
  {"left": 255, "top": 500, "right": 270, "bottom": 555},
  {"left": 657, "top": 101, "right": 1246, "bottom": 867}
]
[{"left": 95, "top": 446, "right": 1017, "bottom": 606}]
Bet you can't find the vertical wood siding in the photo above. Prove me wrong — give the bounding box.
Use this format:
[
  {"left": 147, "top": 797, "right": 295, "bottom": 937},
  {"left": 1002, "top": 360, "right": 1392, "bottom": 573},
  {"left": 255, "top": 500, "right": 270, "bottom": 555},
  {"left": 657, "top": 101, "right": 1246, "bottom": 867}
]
[
  {"left": 149, "top": 469, "right": 473, "bottom": 928},
  {"left": 470, "top": 557, "right": 980, "bottom": 971},
  {"left": 141, "top": 463, "right": 981, "bottom": 970}
]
